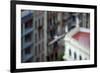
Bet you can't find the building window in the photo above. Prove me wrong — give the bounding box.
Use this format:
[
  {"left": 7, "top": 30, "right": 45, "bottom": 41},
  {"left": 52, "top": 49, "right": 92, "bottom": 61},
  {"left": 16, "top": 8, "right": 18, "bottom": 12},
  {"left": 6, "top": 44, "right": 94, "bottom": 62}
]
[
  {"left": 42, "top": 29, "right": 44, "bottom": 38},
  {"left": 25, "top": 19, "right": 33, "bottom": 29},
  {"left": 79, "top": 14, "right": 83, "bottom": 27},
  {"left": 35, "top": 33, "right": 37, "bottom": 43},
  {"left": 35, "top": 21, "right": 37, "bottom": 29},
  {"left": 25, "top": 33, "right": 32, "bottom": 43},
  {"left": 40, "top": 53, "right": 44, "bottom": 62},
  {"left": 74, "top": 52, "right": 77, "bottom": 60},
  {"left": 47, "top": 56, "right": 50, "bottom": 61},
  {"left": 38, "top": 44, "right": 41, "bottom": 53},
  {"left": 39, "top": 18, "right": 41, "bottom": 27},
  {"left": 79, "top": 55, "right": 82, "bottom": 60},
  {"left": 26, "top": 57, "right": 33, "bottom": 62},
  {"left": 21, "top": 38, "right": 23, "bottom": 49},
  {"left": 79, "top": 21, "right": 83, "bottom": 27},
  {"left": 72, "top": 15, "right": 76, "bottom": 22},
  {"left": 35, "top": 46, "right": 37, "bottom": 56},
  {"left": 41, "top": 41, "right": 44, "bottom": 54},
  {"left": 38, "top": 25, "right": 43, "bottom": 40},
  {"left": 25, "top": 46, "right": 31, "bottom": 55},
  {"left": 40, "top": 30, "right": 42, "bottom": 40},
  {"left": 42, "top": 17, "right": 44, "bottom": 25},
  {"left": 21, "top": 49, "right": 24, "bottom": 62},
  {"left": 36, "top": 57, "right": 40, "bottom": 62},
  {"left": 86, "top": 22, "right": 88, "bottom": 28},
  {"left": 86, "top": 14, "right": 90, "bottom": 28},
  {"left": 69, "top": 49, "right": 71, "bottom": 56},
  {"left": 55, "top": 52, "right": 57, "bottom": 59},
  {"left": 21, "top": 24, "right": 23, "bottom": 34}
]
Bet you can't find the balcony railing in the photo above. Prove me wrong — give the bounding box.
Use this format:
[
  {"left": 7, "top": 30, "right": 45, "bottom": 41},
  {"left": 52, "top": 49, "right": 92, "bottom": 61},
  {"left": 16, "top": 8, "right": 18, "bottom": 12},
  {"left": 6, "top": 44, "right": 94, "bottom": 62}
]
[
  {"left": 22, "top": 28, "right": 33, "bottom": 37},
  {"left": 22, "top": 53, "right": 33, "bottom": 62},
  {"left": 23, "top": 41, "right": 33, "bottom": 50}
]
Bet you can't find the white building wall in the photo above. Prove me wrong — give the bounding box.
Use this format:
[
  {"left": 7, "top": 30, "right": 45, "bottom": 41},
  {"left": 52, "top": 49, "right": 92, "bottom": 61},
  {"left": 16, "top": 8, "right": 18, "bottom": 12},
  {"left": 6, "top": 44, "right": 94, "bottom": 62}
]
[
  {"left": 63, "top": 26, "right": 90, "bottom": 61},
  {"left": 63, "top": 41, "right": 90, "bottom": 61}
]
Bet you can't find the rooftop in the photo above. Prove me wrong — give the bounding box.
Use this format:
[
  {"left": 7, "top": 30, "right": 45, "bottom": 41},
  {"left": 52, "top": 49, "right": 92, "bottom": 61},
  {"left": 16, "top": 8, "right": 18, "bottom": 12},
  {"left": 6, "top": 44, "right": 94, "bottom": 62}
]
[{"left": 72, "top": 32, "right": 90, "bottom": 49}]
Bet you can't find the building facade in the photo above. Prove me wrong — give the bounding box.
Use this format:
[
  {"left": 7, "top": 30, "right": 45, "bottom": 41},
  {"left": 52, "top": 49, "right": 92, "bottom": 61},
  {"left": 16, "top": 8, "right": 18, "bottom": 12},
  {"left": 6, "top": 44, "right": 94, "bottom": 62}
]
[
  {"left": 32, "top": 11, "right": 47, "bottom": 62},
  {"left": 63, "top": 13, "right": 90, "bottom": 61},
  {"left": 21, "top": 10, "right": 34, "bottom": 62},
  {"left": 21, "top": 10, "right": 90, "bottom": 62}
]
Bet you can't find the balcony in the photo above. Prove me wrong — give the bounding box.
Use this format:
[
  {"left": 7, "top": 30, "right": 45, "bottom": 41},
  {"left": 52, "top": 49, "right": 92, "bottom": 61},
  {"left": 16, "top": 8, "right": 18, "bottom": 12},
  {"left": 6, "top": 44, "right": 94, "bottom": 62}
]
[
  {"left": 22, "top": 28, "right": 33, "bottom": 37},
  {"left": 22, "top": 53, "right": 33, "bottom": 62},
  {"left": 21, "top": 11, "right": 33, "bottom": 23},
  {"left": 23, "top": 41, "right": 33, "bottom": 50}
]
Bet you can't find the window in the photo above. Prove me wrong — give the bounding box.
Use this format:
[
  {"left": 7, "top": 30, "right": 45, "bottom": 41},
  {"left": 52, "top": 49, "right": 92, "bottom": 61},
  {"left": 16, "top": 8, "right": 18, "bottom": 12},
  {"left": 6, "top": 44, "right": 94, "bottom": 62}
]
[
  {"left": 42, "top": 29, "right": 44, "bottom": 38},
  {"left": 25, "top": 46, "right": 31, "bottom": 55},
  {"left": 21, "top": 23, "right": 23, "bottom": 34},
  {"left": 55, "top": 52, "right": 57, "bottom": 59},
  {"left": 47, "top": 56, "right": 50, "bottom": 61},
  {"left": 41, "top": 53, "right": 45, "bottom": 62},
  {"left": 35, "top": 20, "right": 37, "bottom": 29},
  {"left": 21, "top": 49, "right": 24, "bottom": 62},
  {"left": 86, "top": 22, "right": 88, "bottom": 28},
  {"left": 26, "top": 57, "right": 33, "bottom": 62},
  {"left": 38, "top": 44, "right": 41, "bottom": 53},
  {"left": 79, "top": 14, "right": 83, "bottom": 27},
  {"left": 25, "top": 19, "right": 33, "bottom": 29},
  {"left": 79, "top": 55, "right": 82, "bottom": 60},
  {"left": 38, "top": 30, "right": 41, "bottom": 40},
  {"left": 86, "top": 14, "right": 90, "bottom": 28},
  {"left": 72, "top": 15, "right": 76, "bottom": 22},
  {"left": 69, "top": 49, "right": 71, "bottom": 56},
  {"left": 21, "top": 38, "right": 23, "bottom": 49},
  {"left": 36, "top": 57, "right": 40, "bottom": 62},
  {"left": 39, "top": 18, "right": 40, "bottom": 27},
  {"left": 79, "top": 21, "right": 83, "bottom": 27},
  {"left": 40, "top": 30, "right": 42, "bottom": 40},
  {"left": 42, "top": 17, "right": 44, "bottom": 25},
  {"left": 25, "top": 33, "right": 32, "bottom": 43},
  {"left": 35, "top": 46, "right": 37, "bottom": 56},
  {"left": 42, "top": 41, "right": 44, "bottom": 50},
  {"left": 35, "top": 33, "right": 37, "bottom": 43},
  {"left": 74, "top": 52, "right": 77, "bottom": 60}
]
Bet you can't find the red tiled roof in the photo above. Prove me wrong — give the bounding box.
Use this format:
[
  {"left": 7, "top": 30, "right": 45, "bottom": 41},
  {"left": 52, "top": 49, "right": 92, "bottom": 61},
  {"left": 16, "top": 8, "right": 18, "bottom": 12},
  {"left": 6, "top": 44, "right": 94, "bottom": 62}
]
[{"left": 73, "top": 32, "right": 90, "bottom": 48}]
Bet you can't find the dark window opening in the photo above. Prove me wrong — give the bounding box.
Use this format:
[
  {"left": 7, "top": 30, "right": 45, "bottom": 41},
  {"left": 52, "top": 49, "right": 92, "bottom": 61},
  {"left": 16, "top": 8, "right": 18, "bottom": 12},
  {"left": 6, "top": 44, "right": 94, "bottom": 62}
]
[
  {"left": 36, "top": 57, "right": 40, "bottom": 62},
  {"left": 25, "top": 46, "right": 31, "bottom": 55},
  {"left": 79, "top": 55, "right": 82, "bottom": 60},
  {"left": 26, "top": 57, "right": 33, "bottom": 62},
  {"left": 25, "top": 19, "right": 33, "bottom": 29},
  {"left": 74, "top": 52, "right": 77, "bottom": 60},
  {"left": 69, "top": 49, "right": 71, "bottom": 56},
  {"left": 25, "top": 33, "right": 32, "bottom": 43}
]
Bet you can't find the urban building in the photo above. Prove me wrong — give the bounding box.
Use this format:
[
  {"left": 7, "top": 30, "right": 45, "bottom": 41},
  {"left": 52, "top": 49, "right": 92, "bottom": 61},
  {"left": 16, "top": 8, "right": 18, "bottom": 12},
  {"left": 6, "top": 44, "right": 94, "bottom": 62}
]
[
  {"left": 63, "top": 13, "right": 90, "bottom": 60},
  {"left": 32, "top": 11, "right": 47, "bottom": 62},
  {"left": 21, "top": 10, "right": 34, "bottom": 62},
  {"left": 21, "top": 10, "right": 90, "bottom": 62},
  {"left": 47, "top": 12, "right": 67, "bottom": 61}
]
